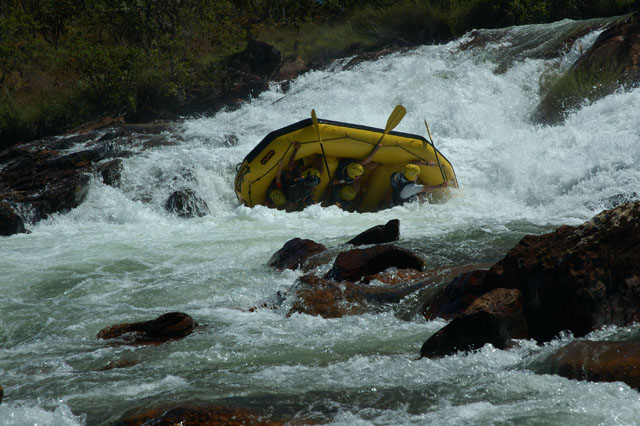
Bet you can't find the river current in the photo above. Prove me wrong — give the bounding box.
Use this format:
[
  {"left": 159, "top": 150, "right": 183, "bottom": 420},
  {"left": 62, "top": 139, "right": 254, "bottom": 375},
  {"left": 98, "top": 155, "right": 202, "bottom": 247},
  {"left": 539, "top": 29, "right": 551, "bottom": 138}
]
[{"left": 2, "top": 17, "right": 640, "bottom": 425}]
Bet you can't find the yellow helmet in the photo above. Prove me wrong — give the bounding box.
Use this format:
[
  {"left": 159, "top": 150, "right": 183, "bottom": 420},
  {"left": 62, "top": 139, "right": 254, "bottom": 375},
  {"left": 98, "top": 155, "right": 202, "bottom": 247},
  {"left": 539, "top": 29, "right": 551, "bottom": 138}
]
[
  {"left": 403, "top": 164, "right": 421, "bottom": 181},
  {"left": 346, "top": 162, "right": 364, "bottom": 179},
  {"left": 304, "top": 168, "right": 320, "bottom": 178},
  {"left": 339, "top": 185, "right": 357, "bottom": 201},
  {"left": 269, "top": 188, "right": 286, "bottom": 206}
]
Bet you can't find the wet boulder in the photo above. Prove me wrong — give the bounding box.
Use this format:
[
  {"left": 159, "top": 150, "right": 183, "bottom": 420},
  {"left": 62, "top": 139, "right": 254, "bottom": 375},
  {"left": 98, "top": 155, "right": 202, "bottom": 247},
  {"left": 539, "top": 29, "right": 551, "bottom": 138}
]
[
  {"left": 0, "top": 201, "right": 27, "bottom": 236},
  {"left": 97, "top": 159, "right": 123, "bottom": 187},
  {"left": 97, "top": 312, "right": 197, "bottom": 346},
  {"left": 324, "top": 244, "right": 424, "bottom": 282},
  {"left": 536, "top": 340, "right": 640, "bottom": 390},
  {"left": 421, "top": 201, "right": 640, "bottom": 345},
  {"left": 346, "top": 219, "right": 400, "bottom": 246},
  {"left": 420, "top": 288, "right": 528, "bottom": 358},
  {"left": 114, "top": 403, "right": 284, "bottom": 426},
  {"left": 164, "top": 189, "right": 210, "bottom": 218},
  {"left": 267, "top": 237, "right": 328, "bottom": 271},
  {"left": 534, "top": 12, "right": 640, "bottom": 124},
  {"left": 0, "top": 147, "right": 97, "bottom": 225},
  {"left": 421, "top": 269, "right": 491, "bottom": 320}
]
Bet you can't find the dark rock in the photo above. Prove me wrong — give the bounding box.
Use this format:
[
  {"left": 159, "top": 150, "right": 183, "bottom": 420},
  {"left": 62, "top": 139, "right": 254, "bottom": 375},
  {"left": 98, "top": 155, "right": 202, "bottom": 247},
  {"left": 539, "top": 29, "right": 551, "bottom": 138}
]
[
  {"left": 420, "top": 269, "right": 490, "bottom": 320},
  {"left": 164, "top": 189, "right": 210, "bottom": 218},
  {"left": 346, "top": 219, "right": 400, "bottom": 246},
  {"left": 0, "top": 201, "right": 27, "bottom": 236},
  {"left": 0, "top": 145, "right": 101, "bottom": 222},
  {"left": 420, "top": 288, "right": 528, "bottom": 358},
  {"left": 267, "top": 237, "right": 328, "bottom": 271},
  {"left": 97, "top": 312, "right": 197, "bottom": 346},
  {"left": 422, "top": 201, "right": 640, "bottom": 345},
  {"left": 97, "top": 159, "right": 123, "bottom": 187},
  {"left": 0, "top": 384, "right": 3, "bottom": 406},
  {"left": 113, "top": 403, "right": 284, "bottom": 426},
  {"left": 325, "top": 244, "right": 424, "bottom": 282},
  {"left": 537, "top": 340, "right": 640, "bottom": 390},
  {"left": 535, "top": 12, "right": 640, "bottom": 124},
  {"left": 228, "top": 40, "right": 283, "bottom": 77},
  {"left": 287, "top": 273, "right": 431, "bottom": 318}
]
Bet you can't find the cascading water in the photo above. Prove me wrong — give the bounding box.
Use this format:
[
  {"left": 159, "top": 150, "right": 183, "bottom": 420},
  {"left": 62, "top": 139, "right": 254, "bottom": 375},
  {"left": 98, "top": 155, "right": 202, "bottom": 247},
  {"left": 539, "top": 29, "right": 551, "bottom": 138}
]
[{"left": 2, "top": 17, "right": 640, "bottom": 425}]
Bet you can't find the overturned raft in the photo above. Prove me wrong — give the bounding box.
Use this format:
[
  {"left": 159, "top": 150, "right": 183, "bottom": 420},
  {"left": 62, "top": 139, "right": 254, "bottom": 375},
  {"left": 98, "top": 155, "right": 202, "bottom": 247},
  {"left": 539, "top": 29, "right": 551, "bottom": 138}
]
[{"left": 234, "top": 116, "right": 458, "bottom": 212}]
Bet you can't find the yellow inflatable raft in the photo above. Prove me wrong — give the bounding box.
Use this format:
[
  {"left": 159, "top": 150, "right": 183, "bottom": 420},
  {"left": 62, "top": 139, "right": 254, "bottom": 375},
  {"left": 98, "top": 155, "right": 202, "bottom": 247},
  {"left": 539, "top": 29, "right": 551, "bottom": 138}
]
[{"left": 234, "top": 107, "right": 458, "bottom": 212}]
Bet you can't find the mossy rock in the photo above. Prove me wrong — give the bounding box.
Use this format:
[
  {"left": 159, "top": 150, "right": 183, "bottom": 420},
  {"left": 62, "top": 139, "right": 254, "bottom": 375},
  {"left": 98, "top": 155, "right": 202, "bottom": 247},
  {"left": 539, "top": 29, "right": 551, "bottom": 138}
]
[{"left": 534, "top": 12, "right": 640, "bottom": 125}]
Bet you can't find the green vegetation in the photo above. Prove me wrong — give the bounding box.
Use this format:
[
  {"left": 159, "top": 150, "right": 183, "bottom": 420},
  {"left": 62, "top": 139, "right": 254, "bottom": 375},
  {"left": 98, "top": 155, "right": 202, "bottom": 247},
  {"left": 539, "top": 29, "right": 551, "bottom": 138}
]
[{"left": 0, "top": 0, "right": 636, "bottom": 148}]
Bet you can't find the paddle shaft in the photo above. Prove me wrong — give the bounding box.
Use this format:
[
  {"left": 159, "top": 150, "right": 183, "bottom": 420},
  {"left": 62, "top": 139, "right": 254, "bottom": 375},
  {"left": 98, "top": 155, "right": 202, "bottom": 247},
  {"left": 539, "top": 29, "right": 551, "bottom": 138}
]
[
  {"left": 311, "top": 110, "right": 334, "bottom": 190},
  {"left": 424, "top": 119, "right": 448, "bottom": 184}
]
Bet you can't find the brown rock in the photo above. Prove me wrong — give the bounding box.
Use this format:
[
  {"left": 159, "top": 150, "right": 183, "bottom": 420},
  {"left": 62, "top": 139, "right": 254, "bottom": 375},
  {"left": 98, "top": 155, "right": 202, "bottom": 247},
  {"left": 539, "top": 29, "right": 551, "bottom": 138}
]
[
  {"left": 424, "top": 202, "right": 640, "bottom": 345},
  {"left": 420, "top": 288, "right": 528, "bottom": 358},
  {"left": 346, "top": 219, "right": 400, "bottom": 246},
  {"left": 325, "top": 244, "right": 424, "bottom": 282},
  {"left": 267, "top": 238, "right": 328, "bottom": 271},
  {"left": 287, "top": 273, "right": 431, "bottom": 318},
  {"left": 420, "top": 269, "right": 491, "bottom": 320},
  {"left": 539, "top": 340, "right": 640, "bottom": 390},
  {"left": 113, "top": 404, "right": 285, "bottom": 426},
  {"left": 488, "top": 202, "right": 640, "bottom": 342},
  {"left": 273, "top": 55, "right": 308, "bottom": 81},
  {"left": 97, "top": 312, "right": 197, "bottom": 346}
]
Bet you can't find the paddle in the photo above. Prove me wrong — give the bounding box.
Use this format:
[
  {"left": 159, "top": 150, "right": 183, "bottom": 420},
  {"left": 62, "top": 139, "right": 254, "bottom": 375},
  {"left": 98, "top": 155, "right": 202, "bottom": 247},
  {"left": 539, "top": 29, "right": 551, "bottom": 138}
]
[
  {"left": 424, "top": 119, "right": 457, "bottom": 188},
  {"left": 372, "top": 104, "right": 406, "bottom": 152},
  {"left": 311, "top": 109, "right": 334, "bottom": 190}
]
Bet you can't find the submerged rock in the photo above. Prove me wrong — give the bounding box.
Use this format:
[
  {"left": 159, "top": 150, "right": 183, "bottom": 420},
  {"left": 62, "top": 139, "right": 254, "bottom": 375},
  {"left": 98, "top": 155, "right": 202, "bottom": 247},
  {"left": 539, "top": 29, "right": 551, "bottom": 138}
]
[
  {"left": 267, "top": 237, "right": 328, "bottom": 271},
  {"left": 537, "top": 340, "right": 640, "bottom": 390},
  {"left": 420, "top": 201, "right": 640, "bottom": 356},
  {"left": 97, "top": 312, "right": 197, "bottom": 346},
  {"left": 287, "top": 273, "right": 431, "bottom": 318},
  {"left": 113, "top": 403, "right": 285, "bottom": 426}
]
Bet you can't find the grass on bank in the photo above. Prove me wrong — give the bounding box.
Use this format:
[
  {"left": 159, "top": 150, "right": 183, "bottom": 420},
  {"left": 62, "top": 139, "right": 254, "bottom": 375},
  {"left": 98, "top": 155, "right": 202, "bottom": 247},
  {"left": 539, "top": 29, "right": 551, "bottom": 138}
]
[{"left": 0, "top": 0, "right": 636, "bottom": 149}]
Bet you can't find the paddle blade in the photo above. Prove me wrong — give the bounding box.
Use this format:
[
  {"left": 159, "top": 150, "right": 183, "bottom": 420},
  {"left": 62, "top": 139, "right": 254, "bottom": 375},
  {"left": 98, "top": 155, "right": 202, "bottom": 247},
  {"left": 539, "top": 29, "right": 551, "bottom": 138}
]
[{"left": 384, "top": 105, "right": 406, "bottom": 133}]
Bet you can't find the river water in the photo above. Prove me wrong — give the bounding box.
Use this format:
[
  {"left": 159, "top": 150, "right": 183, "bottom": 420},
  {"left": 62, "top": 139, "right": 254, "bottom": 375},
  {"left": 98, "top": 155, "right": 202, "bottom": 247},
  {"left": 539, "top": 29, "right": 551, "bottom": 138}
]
[{"left": 2, "top": 17, "right": 640, "bottom": 425}]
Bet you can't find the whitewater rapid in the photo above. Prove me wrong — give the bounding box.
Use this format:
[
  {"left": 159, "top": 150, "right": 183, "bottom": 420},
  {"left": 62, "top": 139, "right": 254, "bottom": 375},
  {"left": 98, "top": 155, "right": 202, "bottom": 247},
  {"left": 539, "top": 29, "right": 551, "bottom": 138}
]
[{"left": 2, "top": 17, "right": 640, "bottom": 425}]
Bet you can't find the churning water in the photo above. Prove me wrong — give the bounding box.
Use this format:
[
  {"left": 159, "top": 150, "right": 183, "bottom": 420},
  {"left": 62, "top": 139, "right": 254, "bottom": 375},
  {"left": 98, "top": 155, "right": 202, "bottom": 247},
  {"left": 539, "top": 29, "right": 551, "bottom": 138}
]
[{"left": 2, "top": 17, "right": 640, "bottom": 425}]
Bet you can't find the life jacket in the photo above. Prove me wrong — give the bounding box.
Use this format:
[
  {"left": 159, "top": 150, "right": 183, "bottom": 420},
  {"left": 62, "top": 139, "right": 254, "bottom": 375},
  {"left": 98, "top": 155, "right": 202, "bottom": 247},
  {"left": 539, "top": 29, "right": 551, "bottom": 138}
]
[
  {"left": 390, "top": 172, "right": 421, "bottom": 205},
  {"left": 282, "top": 169, "right": 315, "bottom": 207}
]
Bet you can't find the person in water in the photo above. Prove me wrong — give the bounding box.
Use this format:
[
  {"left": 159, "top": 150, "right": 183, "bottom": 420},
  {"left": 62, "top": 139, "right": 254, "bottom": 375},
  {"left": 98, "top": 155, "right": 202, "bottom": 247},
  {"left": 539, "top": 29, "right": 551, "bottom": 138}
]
[
  {"left": 269, "top": 142, "right": 322, "bottom": 211},
  {"left": 390, "top": 163, "right": 448, "bottom": 206}
]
